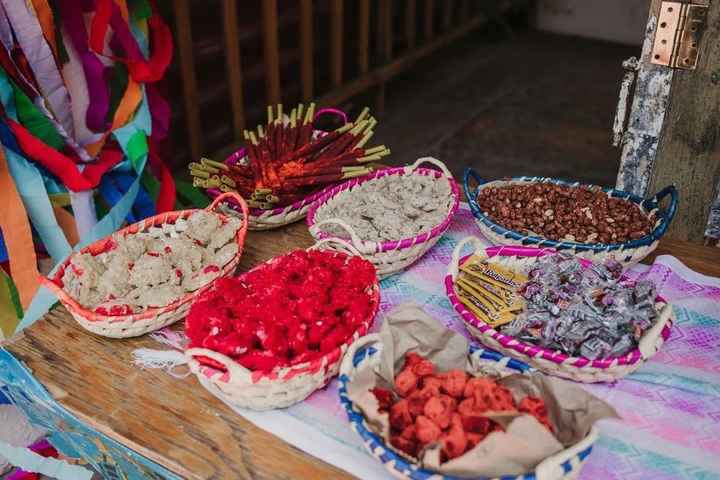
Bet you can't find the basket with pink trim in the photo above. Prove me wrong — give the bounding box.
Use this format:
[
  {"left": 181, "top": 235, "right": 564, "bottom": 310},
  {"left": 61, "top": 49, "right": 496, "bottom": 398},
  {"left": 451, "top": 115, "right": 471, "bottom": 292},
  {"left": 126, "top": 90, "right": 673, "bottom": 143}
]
[
  {"left": 445, "top": 237, "right": 674, "bottom": 383},
  {"left": 202, "top": 108, "right": 349, "bottom": 231},
  {"left": 307, "top": 157, "right": 460, "bottom": 278},
  {"left": 41, "top": 192, "right": 249, "bottom": 339},
  {"left": 185, "top": 237, "right": 381, "bottom": 411}
]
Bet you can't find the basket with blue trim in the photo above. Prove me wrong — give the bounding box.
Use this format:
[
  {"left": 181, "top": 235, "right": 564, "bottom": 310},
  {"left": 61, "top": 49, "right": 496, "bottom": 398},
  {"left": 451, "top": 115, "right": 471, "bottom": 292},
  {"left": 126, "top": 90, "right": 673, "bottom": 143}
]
[
  {"left": 463, "top": 168, "right": 678, "bottom": 267},
  {"left": 338, "top": 334, "right": 599, "bottom": 480}
]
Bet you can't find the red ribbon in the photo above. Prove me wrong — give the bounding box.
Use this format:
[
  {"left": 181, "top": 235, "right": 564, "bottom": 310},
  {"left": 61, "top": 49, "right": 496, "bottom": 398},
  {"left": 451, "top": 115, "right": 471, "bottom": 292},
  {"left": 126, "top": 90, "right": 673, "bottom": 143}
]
[
  {"left": 7, "top": 119, "right": 122, "bottom": 192},
  {"left": 90, "top": 0, "right": 172, "bottom": 83},
  {"left": 148, "top": 139, "right": 175, "bottom": 213}
]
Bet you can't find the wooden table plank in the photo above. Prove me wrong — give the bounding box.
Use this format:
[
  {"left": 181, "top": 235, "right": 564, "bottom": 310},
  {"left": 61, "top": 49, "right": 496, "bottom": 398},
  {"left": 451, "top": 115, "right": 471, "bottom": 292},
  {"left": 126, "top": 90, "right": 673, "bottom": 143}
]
[{"left": 3, "top": 221, "right": 719, "bottom": 479}]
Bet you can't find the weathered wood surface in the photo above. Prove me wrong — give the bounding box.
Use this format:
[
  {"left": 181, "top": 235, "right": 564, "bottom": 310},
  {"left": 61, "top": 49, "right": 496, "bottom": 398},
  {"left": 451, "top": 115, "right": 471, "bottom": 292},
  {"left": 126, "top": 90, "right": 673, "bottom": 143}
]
[
  {"left": 647, "top": 1, "right": 720, "bottom": 242},
  {"left": 4, "top": 216, "right": 720, "bottom": 479},
  {"left": 5, "top": 223, "right": 349, "bottom": 480}
]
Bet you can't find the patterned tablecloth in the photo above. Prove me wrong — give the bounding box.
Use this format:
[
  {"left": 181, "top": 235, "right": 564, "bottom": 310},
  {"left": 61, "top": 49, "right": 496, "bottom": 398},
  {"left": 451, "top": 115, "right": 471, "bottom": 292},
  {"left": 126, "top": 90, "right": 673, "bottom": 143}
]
[{"left": 220, "top": 206, "right": 720, "bottom": 480}]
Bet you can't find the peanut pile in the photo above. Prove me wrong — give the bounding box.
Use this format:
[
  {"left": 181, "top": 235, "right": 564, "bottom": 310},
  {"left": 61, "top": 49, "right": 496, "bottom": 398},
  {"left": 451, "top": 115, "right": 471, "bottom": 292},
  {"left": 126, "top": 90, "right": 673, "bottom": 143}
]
[{"left": 477, "top": 183, "right": 655, "bottom": 244}]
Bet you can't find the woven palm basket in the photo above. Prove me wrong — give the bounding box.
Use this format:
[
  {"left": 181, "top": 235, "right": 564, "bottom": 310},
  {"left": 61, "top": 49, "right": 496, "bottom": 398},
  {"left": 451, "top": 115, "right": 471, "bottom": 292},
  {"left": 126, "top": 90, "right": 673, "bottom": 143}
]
[
  {"left": 205, "top": 108, "right": 348, "bottom": 230},
  {"left": 42, "top": 192, "right": 249, "bottom": 339},
  {"left": 307, "top": 157, "right": 460, "bottom": 279},
  {"left": 463, "top": 169, "right": 679, "bottom": 267},
  {"left": 339, "top": 333, "right": 600, "bottom": 480},
  {"left": 185, "top": 238, "right": 381, "bottom": 411},
  {"left": 446, "top": 237, "right": 674, "bottom": 383}
]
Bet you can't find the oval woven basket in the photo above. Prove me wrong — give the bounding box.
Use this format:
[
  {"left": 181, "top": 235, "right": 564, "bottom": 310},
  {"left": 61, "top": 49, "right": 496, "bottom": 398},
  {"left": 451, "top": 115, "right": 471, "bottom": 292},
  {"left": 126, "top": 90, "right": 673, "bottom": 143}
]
[
  {"left": 307, "top": 157, "right": 460, "bottom": 279},
  {"left": 205, "top": 108, "right": 348, "bottom": 231},
  {"left": 41, "top": 192, "right": 249, "bottom": 339},
  {"left": 463, "top": 169, "right": 679, "bottom": 267},
  {"left": 185, "top": 237, "right": 380, "bottom": 411},
  {"left": 338, "top": 333, "right": 600, "bottom": 480},
  {"left": 446, "top": 238, "right": 674, "bottom": 383}
]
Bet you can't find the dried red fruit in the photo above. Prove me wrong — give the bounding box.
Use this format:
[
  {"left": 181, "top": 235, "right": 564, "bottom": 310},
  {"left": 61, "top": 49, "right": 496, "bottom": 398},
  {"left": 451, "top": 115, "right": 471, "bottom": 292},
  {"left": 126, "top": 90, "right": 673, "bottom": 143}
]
[
  {"left": 372, "top": 388, "right": 395, "bottom": 412},
  {"left": 391, "top": 435, "right": 418, "bottom": 457},
  {"left": 390, "top": 399, "right": 413, "bottom": 430},
  {"left": 415, "top": 415, "right": 442, "bottom": 445},
  {"left": 395, "top": 368, "right": 419, "bottom": 397},
  {"left": 412, "top": 359, "right": 435, "bottom": 377},
  {"left": 440, "top": 369, "right": 468, "bottom": 398},
  {"left": 423, "top": 394, "right": 456, "bottom": 429},
  {"left": 421, "top": 376, "right": 443, "bottom": 396},
  {"left": 400, "top": 424, "right": 417, "bottom": 441},
  {"left": 519, "top": 396, "right": 554, "bottom": 432},
  {"left": 467, "top": 432, "right": 486, "bottom": 449},
  {"left": 441, "top": 413, "right": 468, "bottom": 461}
]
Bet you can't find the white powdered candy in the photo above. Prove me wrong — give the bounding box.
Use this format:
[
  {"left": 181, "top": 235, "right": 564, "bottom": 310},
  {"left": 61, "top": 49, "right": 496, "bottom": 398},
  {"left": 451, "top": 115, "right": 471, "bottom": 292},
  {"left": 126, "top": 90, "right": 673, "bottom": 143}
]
[
  {"left": 315, "top": 173, "right": 452, "bottom": 242},
  {"left": 60, "top": 212, "right": 242, "bottom": 315}
]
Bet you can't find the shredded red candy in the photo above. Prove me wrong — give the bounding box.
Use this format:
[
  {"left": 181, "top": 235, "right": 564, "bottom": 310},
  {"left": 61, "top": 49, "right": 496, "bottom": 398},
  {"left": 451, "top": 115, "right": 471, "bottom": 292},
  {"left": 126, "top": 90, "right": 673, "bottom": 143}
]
[{"left": 186, "top": 249, "right": 376, "bottom": 373}]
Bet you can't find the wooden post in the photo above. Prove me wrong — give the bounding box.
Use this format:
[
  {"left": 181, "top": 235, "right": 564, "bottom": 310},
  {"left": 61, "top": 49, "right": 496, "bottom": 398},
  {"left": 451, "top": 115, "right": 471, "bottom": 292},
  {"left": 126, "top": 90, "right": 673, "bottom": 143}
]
[
  {"left": 405, "top": 0, "right": 416, "bottom": 49},
  {"left": 299, "top": 0, "right": 314, "bottom": 101},
  {"left": 358, "top": 0, "right": 370, "bottom": 74},
  {"left": 330, "top": 0, "right": 344, "bottom": 87},
  {"left": 261, "top": 0, "right": 281, "bottom": 105},
  {"left": 647, "top": 1, "right": 720, "bottom": 242},
  {"left": 424, "top": 0, "right": 435, "bottom": 40},
  {"left": 380, "top": 0, "right": 393, "bottom": 61},
  {"left": 442, "top": 0, "right": 453, "bottom": 31},
  {"left": 221, "top": 0, "right": 245, "bottom": 142},
  {"left": 174, "top": 0, "right": 202, "bottom": 162}
]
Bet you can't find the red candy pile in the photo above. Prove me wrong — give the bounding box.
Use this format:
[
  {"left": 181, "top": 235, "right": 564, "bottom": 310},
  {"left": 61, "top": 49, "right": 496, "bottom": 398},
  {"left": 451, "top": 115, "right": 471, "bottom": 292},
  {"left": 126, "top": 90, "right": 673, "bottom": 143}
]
[
  {"left": 373, "top": 353, "right": 553, "bottom": 462},
  {"left": 186, "top": 249, "right": 377, "bottom": 372}
]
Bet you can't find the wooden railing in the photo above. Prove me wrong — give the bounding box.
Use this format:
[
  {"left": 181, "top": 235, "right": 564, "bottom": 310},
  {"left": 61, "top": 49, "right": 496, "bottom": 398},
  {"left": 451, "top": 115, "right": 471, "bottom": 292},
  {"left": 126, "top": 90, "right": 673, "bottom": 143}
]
[{"left": 167, "top": 0, "right": 510, "bottom": 166}]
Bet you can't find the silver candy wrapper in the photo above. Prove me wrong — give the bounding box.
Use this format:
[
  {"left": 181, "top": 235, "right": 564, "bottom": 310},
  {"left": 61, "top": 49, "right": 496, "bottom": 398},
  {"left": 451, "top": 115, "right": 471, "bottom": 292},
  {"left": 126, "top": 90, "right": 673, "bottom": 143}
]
[{"left": 502, "top": 253, "right": 658, "bottom": 359}]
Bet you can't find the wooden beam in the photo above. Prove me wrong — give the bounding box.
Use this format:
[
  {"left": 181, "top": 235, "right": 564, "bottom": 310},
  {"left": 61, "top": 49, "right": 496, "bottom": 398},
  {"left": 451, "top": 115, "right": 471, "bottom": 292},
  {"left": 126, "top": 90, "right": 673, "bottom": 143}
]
[
  {"left": 647, "top": 1, "right": 720, "bottom": 242},
  {"left": 381, "top": 0, "right": 393, "bottom": 62},
  {"left": 174, "top": 0, "right": 202, "bottom": 162},
  {"left": 358, "top": 0, "right": 370, "bottom": 74},
  {"left": 405, "top": 0, "right": 416, "bottom": 49},
  {"left": 261, "top": 0, "right": 281, "bottom": 105},
  {"left": 442, "top": 0, "right": 454, "bottom": 31},
  {"left": 424, "top": 0, "right": 435, "bottom": 40},
  {"left": 330, "top": 0, "right": 344, "bottom": 87},
  {"left": 319, "top": 14, "right": 486, "bottom": 107},
  {"left": 299, "top": 0, "right": 314, "bottom": 101},
  {"left": 221, "top": 0, "right": 245, "bottom": 142}
]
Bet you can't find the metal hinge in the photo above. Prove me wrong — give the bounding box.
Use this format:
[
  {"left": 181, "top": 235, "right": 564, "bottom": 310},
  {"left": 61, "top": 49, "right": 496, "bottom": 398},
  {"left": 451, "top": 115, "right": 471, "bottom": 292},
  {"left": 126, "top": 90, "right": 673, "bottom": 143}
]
[{"left": 651, "top": 1, "right": 709, "bottom": 70}]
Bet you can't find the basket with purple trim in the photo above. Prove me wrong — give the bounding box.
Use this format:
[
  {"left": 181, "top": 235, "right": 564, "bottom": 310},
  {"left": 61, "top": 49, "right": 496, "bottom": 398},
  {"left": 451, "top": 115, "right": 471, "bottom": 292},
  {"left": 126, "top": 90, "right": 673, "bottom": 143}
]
[
  {"left": 191, "top": 105, "right": 390, "bottom": 230},
  {"left": 445, "top": 237, "right": 674, "bottom": 383},
  {"left": 307, "top": 157, "right": 460, "bottom": 278}
]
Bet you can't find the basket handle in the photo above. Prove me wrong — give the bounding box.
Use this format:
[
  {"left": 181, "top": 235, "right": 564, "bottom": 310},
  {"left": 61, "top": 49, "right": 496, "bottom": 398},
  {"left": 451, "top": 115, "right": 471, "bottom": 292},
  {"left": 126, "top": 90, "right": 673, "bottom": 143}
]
[
  {"left": 534, "top": 427, "right": 599, "bottom": 480},
  {"left": 311, "top": 237, "right": 365, "bottom": 258},
  {"left": 405, "top": 157, "right": 453, "bottom": 179},
  {"left": 207, "top": 191, "right": 250, "bottom": 227},
  {"left": 185, "top": 347, "right": 250, "bottom": 381},
  {"left": 314, "top": 107, "right": 348, "bottom": 125},
  {"left": 463, "top": 168, "right": 486, "bottom": 216},
  {"left": 339, "top": 333, "right": 381, "bottom": 377},
  {"left": 638, "top": 303, "right": 674, "bottom": 359},
  {"left": 641, "top": 185, "right": 679, "bottom": 240},
  {"left": 448, "top": 236, "right": 486, "bottom": 280},
  {"left": 310, "top": 218, "right": 374, "bottom": 253}
]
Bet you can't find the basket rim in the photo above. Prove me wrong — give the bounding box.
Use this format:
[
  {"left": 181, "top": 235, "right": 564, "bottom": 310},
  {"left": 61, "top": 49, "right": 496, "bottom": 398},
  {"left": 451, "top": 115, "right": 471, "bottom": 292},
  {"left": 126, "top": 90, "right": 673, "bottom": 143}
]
[
  {"left": 338, "top": 338, "right": 594, "bottom": 480},
  {"left": 190, "top": 248, "right": 381, "bottom": 383},
  {"left": 464, "top": 175, "right": 676, "bottom": 252},
  {"left": 446, "top": 249, "right": 672, "bottom": 370},
  {"left": 43, "top": 203, "right": 249, "bottom": 324},
  {"left": 306, "top": 166, "right": 461, "bottom": 253}
]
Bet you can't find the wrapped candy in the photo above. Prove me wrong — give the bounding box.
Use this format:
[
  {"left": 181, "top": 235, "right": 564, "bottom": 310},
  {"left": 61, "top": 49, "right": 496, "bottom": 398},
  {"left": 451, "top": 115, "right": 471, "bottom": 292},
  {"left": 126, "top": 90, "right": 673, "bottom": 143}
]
[{"left": 502, "top": 253, "right": 658, "bottom": 359}]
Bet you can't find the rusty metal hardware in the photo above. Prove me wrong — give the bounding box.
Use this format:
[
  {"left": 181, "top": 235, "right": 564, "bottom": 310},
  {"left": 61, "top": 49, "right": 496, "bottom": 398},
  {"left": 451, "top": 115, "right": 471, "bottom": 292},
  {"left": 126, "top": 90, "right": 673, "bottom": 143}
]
[{"left": 651, "top": 1, "right": 708, "bottom": 70}]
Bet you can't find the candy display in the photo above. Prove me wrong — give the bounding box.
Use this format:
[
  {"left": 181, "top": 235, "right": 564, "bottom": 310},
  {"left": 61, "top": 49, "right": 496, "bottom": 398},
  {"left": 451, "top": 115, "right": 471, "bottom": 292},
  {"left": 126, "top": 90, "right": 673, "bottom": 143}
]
[
  {"left": 56, "top": 211, "right": 242, "bottom": 315},
  {"left": 500, "top": 253, "right": 658, "bottom": 359},
  {"left": 189, "top": 103, "right": 389, "bottom": 210},
  {"left": 475, "top": 183, "right": 654, "bottom": 244},
  {"left": 373, "top": 352, "right": 553, "bottom": 461},
  {"left": 312, "top": 168, "right": 453, "bottom": 242},
  {"left": 186, "top": 249, "right": 378, "bottom": 373}
]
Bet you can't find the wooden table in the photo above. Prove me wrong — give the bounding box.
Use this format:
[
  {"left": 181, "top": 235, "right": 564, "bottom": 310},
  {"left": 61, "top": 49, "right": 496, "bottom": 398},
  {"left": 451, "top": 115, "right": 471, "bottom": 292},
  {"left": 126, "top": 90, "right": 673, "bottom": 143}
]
[{"left": 3, "top": 223, "right": 719, "bottom": 479}]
